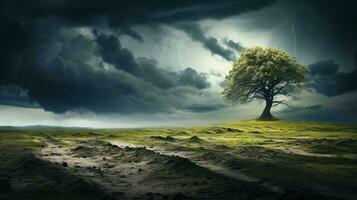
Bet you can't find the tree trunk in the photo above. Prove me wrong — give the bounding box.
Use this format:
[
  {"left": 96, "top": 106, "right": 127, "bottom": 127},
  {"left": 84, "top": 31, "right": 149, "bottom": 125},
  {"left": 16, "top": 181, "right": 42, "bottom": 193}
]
[{"left": 258, "top": 100, "right": 274, "bottom": 120}]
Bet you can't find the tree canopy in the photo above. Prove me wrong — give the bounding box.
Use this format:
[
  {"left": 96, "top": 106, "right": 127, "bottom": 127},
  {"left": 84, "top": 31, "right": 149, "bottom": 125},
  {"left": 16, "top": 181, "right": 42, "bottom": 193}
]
[{"left": 222, "top": 47, "right": 308, "bottom": 120}]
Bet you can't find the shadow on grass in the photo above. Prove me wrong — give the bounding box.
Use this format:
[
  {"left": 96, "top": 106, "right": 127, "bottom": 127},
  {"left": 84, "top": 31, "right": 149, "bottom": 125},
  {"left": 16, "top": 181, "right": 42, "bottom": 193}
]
[{"left": 0, "top": 146, "right": 115, "bottom": 200}]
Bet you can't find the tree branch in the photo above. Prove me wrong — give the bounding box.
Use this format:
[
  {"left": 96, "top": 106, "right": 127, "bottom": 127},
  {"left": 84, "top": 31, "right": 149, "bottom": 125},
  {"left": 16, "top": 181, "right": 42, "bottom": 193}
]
[{"left": 272, "top": 100, "right": 293, "bottom": 108}]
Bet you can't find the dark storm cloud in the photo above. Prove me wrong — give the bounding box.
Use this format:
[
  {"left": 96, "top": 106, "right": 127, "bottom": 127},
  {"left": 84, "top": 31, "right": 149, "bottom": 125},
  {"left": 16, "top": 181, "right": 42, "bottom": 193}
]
[
  {"left": 118, "top": 28, "right": 143, "bottom": 41},
  {"left": 0, "top": 0, "right": 276, "bottom": 114},
  {"left": 309, "top": 56, "right": 357, "bottom": 96},
  {"left": 176, "top": 23, "right": 235, "bottom": 61},
  {"left": 1, "top": 0, "right": 275, "bottom": 26},
  {"left": 94, "top": 31, "right": 172, "bottom": 89},
  {"left": 224, "top": 39, "right": 245, "bottom": 53},
  {"left": 301, "top": 0, "right": 357, "bottom": 51},
  {"left": 279, "top": 104, "right": 323, "bottom": 114},
  {"left": 277, "top": 100, "right": 357, "bottom": 122},
  {"left": 0, "top": 85, "right": 38, "bottom": 108},
  {"left": 309, "top": 60, "right": 338, "bottom": 76},
  {"left": 94, "top": 31, "right": 210, "bottom": 90},
  {"left": 95, "top": 31, "right": 140, "bottom": 74},
  {"left": 184, "top": 104, "right": 227, "bottom": 113},
  {"left": 178, "top": 68, "right": 211, "bottom": 90}
]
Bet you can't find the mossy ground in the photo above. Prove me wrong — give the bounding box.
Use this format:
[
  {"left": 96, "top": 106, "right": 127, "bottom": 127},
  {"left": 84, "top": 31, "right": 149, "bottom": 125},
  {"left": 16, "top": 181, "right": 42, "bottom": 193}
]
[{"left": 1, "top": 120, "right": 356, "bottom": 199}]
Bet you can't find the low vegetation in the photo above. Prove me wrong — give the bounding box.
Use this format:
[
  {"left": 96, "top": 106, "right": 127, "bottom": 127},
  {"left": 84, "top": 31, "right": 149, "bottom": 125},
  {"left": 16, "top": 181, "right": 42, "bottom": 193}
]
[{"left": 1, "top": 120, "right": 356, "bottom": 199}]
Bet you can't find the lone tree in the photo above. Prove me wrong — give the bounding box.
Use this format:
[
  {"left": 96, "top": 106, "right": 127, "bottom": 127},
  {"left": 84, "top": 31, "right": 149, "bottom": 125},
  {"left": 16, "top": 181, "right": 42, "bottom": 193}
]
[{"left": 222, "top": 47, "right": 308, "bottom": 120}]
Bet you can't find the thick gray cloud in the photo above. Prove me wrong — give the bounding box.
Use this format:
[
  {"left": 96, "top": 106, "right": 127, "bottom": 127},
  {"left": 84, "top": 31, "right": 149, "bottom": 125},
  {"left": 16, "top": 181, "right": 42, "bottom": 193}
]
[
  {"left": 278, "top": 104, "right": 323, "bottom": 114},
  {"left": 118, "top": 28, "right": 143, "bottom": 41},
  {"left": 0, "top": 85, "right": 37, "bottom": 108},
  {"left": 184, "top": 103, "right": 227, "bottom": 113},
  {"left": 178, "top": 68, "right": 211, "bottom": 90},
  {"left": 224, "top": 39, "right": 244, "bottom": 53},
  {"left": 300, "top": 0, "right": 357, "bottom": 53},
  {"left": 276, "top": 97, "right": 357, "bottom": 122},
  {"left": 309, "top": 56, "right": 357, "bottom": 96},
  {"left": 95, "top": 31, "right": 211, "bottom": 90},
  {"left": 176, "top": 23, "right": 235, "bottom": 61},
  {"left": 1, "top": 1, "right": 275, "bottom": 26},
  {"left": 309, "top": 60, "right": 339, "bottom": 76}
]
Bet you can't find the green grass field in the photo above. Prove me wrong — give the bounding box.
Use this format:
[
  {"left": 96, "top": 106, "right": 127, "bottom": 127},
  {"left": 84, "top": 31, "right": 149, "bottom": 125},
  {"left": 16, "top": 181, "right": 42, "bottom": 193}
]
[{"left": 1, "top": 120, "right": 356, "bottom": 200}]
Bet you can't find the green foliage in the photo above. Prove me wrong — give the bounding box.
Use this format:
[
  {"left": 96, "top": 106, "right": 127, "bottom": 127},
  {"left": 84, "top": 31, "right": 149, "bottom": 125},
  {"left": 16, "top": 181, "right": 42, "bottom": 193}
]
[{"left": 222, "top": 47, "right": 308, "bottom": 106}]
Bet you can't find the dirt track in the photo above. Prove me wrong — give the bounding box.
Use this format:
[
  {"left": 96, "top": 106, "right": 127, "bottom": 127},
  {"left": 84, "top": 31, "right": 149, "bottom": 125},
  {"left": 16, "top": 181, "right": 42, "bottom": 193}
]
[{"left": 35, "top": 139, "right": 279, "bottom": 200}]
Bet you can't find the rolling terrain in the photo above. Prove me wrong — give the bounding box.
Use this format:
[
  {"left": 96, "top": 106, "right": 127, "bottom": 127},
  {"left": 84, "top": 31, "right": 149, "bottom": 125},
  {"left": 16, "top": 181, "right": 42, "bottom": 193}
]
[{"left": 1, "top": 121, "right": 356, "bottom": 200}]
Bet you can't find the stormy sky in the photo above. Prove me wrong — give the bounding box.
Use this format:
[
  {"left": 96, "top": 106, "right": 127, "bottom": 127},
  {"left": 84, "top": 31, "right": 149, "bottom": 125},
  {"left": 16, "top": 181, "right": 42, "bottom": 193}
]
[{"left": 0, "top": 0, "right": 356, "bottom": 127}]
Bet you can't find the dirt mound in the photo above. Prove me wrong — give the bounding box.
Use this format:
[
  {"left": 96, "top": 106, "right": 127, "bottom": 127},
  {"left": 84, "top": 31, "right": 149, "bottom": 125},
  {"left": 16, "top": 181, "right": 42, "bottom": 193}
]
[
  {"left": 87, "top": 132, "right": 100, "bottom": 136},
  {"left": 73, "top": 140, "right": 159, "bottom": 162},
  {"left": 225, "top": 128, "right": 244, "bottom": 133},
  {"left": 187, "top": 136, "right": 204, "bottom": 143},
  {"left": 204, "top": 127, "right": 244, "bottom": 134},
  {"left": 211, "top": 128, "right": 225, "bottom": 133},
  {"left": 168, "top": 131, "right": 189, "bottom": 136},
  {"left": 154, "top": 155, "right": 199, "bottom": 172},
  {"left": 72, "top": 145, "right": 97, "bottom": 157},
  {"left": 199, "top": 129, "right": 213, "bottom": 134},
  {"left": 150, "top": 135, "right": 176, "bottom": 142},
  {"left": 117, "top": 147, "right": 160, "bottom": 162},
  {"left": 73, "top": 140, "right": 122, "bottom": 157},
  {"left": 249, "top": 130, "right": 262, "bottom": 134},
  {"left": 44, "top": 136, "right": 61, "bottom": 143}
]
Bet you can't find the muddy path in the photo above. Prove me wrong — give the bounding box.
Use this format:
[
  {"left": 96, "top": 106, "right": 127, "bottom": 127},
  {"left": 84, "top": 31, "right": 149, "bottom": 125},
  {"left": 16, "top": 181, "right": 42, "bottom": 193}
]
[
  {"left": 110, "top": 141, "right": 285, "bottom": 194},
  {"left": 110, "top": 141, "right": 356, "bottom": 199},
  {"left": 35, "top": 139, "right": 279, "bottom": 200}
]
